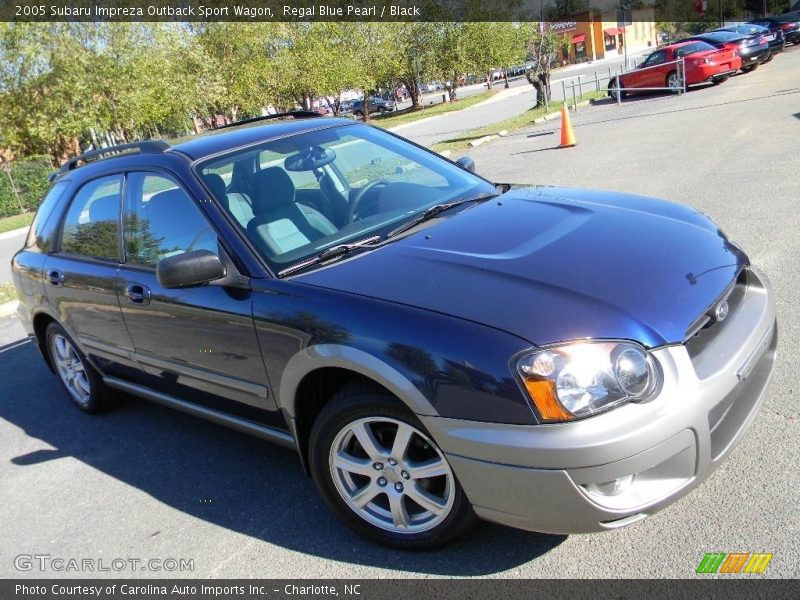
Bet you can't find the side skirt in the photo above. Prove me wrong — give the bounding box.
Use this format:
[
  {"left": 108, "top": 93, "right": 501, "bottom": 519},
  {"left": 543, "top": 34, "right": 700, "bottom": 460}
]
[{"left": 103, "top": 376, "right": 297, "bottom": 450}]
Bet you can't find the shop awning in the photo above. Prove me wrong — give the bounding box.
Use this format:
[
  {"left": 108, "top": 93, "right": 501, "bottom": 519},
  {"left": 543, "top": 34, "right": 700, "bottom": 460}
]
[
  {"left": 604, "top": 27, "right": 623, "bottom": 36},
  {"left": 572, "top": 33, "right": 586, "bottom": 43}
]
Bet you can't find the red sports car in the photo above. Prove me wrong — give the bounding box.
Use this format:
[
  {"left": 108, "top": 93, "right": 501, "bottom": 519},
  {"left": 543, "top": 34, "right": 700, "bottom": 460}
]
[{"left": 608, "top": 41, "right": 742, "bottom": 99}]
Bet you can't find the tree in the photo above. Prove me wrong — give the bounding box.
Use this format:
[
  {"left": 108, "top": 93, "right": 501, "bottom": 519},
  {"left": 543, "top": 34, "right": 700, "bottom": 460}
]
[
  {"left": 0, "top": 23, "right": 106, "bottom": 158},
  {"left": 524, "top": 27, "right": 566, "bottom": 108},
  {"left": 374, "top": 22, "right": 441, "bottom": 111},
  {"left": 195, "top": 22, "right": 283, "bottom": 122},
  {"left": 0, "top": 23, "right": 219, "bottom": 159},
  {"left": 460, "top": 23, "right": 529, "bottom": 90},
  {"left": 272, "top": 23, "right": 374, "bottom": 115},
  {"left": 547, "top": 0, "right": 591, "bottom": 20}
]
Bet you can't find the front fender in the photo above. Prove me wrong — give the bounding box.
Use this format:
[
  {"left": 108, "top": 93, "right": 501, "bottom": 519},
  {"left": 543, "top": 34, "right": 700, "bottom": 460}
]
[{"left": 279, "top": 343, "right": 438, "bottom": 420}]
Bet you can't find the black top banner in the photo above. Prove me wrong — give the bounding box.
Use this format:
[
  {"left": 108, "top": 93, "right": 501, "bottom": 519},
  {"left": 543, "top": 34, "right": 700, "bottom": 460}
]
[{"left": 0, "top": 0, "right": 779, "bottom": 23}]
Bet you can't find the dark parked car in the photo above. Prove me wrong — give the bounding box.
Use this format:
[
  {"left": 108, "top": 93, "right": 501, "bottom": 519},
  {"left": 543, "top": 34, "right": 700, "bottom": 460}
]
[
  {"left": 13, "top": 112, "right": 777, "bottom": 549},
  {"left": 739, "top": 19, "right": 787, "bottom": 57},
  {"left": 749, "top": 13, "right": 800, "bottom": 45},
  {"left": 682, "top": 30, "right": 770, "bottom": 72},
  {"left": 351, "top": 96, "right": 395, "bottom": 117}
]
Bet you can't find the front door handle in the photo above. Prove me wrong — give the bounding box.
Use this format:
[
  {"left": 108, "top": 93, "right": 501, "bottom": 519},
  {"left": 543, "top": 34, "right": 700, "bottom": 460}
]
[
  {"left": 124, "top": 283, "right": 151, "bottom": 305},
  {"left": 47, "top": 269, "right": 64, "bottom": 286}
]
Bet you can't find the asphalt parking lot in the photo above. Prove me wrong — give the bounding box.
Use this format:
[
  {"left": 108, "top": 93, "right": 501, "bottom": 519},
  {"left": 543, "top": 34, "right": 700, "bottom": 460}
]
[{"left": 1, "top": 47, "right": 799, "bottom": 579}]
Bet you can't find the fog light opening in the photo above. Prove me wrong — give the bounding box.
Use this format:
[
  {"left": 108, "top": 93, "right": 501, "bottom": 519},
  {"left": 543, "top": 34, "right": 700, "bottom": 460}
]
[{"left": 586, "top": 474, "right": 635, "bottom": 497}]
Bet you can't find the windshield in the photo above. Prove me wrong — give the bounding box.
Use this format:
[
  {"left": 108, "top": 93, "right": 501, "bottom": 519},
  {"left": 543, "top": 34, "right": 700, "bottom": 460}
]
[{"left": 195, "top": 123, "right": 493, "bottom": 274}]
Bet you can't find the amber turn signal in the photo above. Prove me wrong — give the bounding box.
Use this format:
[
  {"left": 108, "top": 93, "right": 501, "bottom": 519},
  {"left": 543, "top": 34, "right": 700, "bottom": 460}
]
[{"left": 523, "top": 377, "right": 574, "bottom": 422}]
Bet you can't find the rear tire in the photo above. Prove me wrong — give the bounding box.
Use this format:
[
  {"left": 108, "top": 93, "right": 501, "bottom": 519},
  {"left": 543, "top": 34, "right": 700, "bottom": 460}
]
[
  {"left": 309, "top": 385, "right": 476, "bottom": 550},
  {"left": 712, "top": 75, "right": 729, "bottom": 85},
  {"left": 742, "top": 63, "right": 758, "bottom": 73},
  {"left": 764, "top": 53, "right": 774, "bottom": 63},
  {"left": 45, "top": 322, "right": 113, "bottom": 414},
  {"left": 377, "top": 106, "right": 386, "bottom": 114},
  {"left": 354, "top": 110, "right": 363, "bottom": 118},
  {"left": 666, "top": 71, "right": 683, "bottom": 93}
]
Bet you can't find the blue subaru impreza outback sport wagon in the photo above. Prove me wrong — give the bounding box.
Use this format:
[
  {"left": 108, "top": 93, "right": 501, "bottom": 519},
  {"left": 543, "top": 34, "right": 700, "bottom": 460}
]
[{"left": 12, "top": 112, "right": 777, "bottom": 549}]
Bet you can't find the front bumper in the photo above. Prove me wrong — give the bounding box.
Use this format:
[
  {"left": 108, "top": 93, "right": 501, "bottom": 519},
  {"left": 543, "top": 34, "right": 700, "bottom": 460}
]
[{"left": 420, "top": 267, "right": 777, "bottom": 534}]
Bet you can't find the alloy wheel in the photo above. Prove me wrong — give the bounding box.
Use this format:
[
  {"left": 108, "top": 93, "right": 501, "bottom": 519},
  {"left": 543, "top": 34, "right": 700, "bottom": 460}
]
[
  {"left": 51, "top": 334, "right": 91, "bottom": 406},
  {"left": 668, "top": 73, "right": 682, "bottom": 92},
  {"left": 329, "top": 417, "right": 456, "bottom": 534}
]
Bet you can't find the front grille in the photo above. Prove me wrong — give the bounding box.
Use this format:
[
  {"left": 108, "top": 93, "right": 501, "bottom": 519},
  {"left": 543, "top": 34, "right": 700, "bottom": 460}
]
[{"left": 685, "top": 269, "right": 748, "bottom": 360}]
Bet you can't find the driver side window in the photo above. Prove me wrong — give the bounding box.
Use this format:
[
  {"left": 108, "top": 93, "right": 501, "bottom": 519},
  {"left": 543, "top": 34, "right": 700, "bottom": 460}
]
[
  {"left": 644, "top": 50, "right": 666, "bottom": 67},
  {"left": 123, "top": 172, "right": 218, "bottom": 267}
]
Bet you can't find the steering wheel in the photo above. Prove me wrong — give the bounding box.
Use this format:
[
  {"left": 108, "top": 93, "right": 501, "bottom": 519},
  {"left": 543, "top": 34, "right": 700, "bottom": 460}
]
[{"left": 347, "top": 179, "right": 389, "bottom": 223}]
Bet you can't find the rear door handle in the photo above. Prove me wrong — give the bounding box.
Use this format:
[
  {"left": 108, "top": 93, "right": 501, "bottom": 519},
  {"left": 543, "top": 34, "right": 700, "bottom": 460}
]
[
  {"left": 124, "top": 283, "right": 151, "bottom": 305},
  {"left": 47, "top": 269, "right": 64, "bottom": 286}
]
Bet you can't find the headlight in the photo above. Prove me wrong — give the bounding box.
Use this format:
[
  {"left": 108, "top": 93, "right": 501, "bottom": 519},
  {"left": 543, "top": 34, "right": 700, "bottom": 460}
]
[{"left": 514, "top": 341, "right": 659, "bottom": 423}]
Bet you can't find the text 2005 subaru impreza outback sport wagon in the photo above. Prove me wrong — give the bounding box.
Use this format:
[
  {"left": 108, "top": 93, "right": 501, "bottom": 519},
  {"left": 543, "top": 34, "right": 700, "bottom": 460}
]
[{"left": 12, "top": 113, "right": 777, "bottom": 549}]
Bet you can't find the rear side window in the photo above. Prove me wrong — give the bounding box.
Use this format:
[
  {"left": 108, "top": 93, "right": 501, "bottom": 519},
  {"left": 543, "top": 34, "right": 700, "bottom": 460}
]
[
  {"left": 676, "top": 42, "right": 715, "bottom": 57},
  {"left": 25, "top": 181, "right": 70, "bottom": 249},
  {"left": 59, "top": 175, "right": 122, "bottom": 261},
  {"left": 123, "top": 172, "right": 218, "bottom": 267},
  {"left": 643, "top": 50, "right": 667, "bottom": 66}
]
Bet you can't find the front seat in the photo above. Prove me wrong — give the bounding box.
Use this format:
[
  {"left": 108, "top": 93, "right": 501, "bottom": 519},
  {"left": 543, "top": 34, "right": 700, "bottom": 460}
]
[
  {"left": 246, "top": 167, "right": 337, "bottom": 257},
  {"left": 202, "top": 173, "right": 254, "bottom": 228}
]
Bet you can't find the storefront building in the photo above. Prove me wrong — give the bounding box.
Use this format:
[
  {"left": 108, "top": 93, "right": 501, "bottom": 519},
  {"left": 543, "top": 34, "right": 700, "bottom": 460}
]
[{"left": 548, "top": 8, "right": 658, "bottom": 66}]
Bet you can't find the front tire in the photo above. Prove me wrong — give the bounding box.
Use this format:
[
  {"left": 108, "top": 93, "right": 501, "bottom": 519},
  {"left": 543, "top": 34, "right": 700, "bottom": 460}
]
[
  {"left": 742, "top": 63, "right": 758, "bottom": 73},
  {"left": 309, "top": 387, "right": 476, "bottom": 550},
  {"left": 609, "top": 78, "right": 626, "bottom": 100},
  {"left": 46, "top": 322, "right": 113, "bottom": 413}
]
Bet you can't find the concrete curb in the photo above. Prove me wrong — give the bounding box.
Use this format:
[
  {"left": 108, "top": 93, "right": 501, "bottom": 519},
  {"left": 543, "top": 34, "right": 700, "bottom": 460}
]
[
  {"left": 464, "top": 99, "right": 595, "bottom": 149},
  {"left": 0, "top": 226, "right": 28, "bottom": 241},
  {"left": 389, "top": 85, "right": 531, "bottom": 133},
  {"left": 468, "top": 135, "right": 499, "bottom": 148},
  {"left": 0, "top": 299, "right": 19, "bottom": 319}
]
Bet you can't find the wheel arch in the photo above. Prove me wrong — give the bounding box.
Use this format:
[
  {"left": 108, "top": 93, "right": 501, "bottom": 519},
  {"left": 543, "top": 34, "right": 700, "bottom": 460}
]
[
  {"left": 32, "top": 310, "right": 58, "bottom": 372},
  {"left": 280, "top": 344, "right": 437, "bottom": 473}
]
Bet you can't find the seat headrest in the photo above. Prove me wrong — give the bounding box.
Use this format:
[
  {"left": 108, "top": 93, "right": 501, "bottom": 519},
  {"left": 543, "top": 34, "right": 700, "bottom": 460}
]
[
  {"left": 88, "top": 194, "right": 119, "bottom": 222},
  {"left": 202, "top": 173, "right": 228, "bottom": 203},
  {"left": 147, "top": 188, "right": 186, "bottom": 214},
  {"left": 250, "top": 167, "right": 296, "bottom": 216}
]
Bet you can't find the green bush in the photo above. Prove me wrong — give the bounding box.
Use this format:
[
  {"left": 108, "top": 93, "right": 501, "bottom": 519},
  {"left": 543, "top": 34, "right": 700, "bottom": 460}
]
[{"left": 0, "top": 155, "right": 55, "bottom": 218}]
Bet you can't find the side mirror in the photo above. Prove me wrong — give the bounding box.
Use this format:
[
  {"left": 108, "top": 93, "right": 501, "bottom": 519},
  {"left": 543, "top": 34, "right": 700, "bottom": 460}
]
[
  {"left": 455, "top": 156, "right": 476, "bottom": 173},
  {"left": 156, "top": 250, "right": 226, "bottom": 289}
]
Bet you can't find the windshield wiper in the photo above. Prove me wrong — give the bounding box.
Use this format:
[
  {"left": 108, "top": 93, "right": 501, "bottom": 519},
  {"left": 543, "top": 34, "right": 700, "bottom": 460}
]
[
  {"left": 386, "top": 193, "right": 497, "bottom": 239},
  {"left": 278, "top": 235, "right": 383, "bottom": 278}
]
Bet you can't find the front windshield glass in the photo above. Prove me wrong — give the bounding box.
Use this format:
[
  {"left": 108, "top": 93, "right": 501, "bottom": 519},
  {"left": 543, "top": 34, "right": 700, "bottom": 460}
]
[{"left": 196, "top": 123, "right": 493, "bottom": 274}]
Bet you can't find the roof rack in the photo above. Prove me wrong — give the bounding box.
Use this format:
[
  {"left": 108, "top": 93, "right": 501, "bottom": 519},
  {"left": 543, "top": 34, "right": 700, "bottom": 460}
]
[
  {"left": 57, "top": 140, "right": 171, "bottom": 175},
  {"left": 214, "top": 111, "right": 323, "bottom": 130}
]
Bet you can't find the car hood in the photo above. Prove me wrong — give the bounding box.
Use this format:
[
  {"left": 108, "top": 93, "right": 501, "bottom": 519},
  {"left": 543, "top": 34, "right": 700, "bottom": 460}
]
[{"left": 296, "top": 186, "right": 748, "bottom": 348}]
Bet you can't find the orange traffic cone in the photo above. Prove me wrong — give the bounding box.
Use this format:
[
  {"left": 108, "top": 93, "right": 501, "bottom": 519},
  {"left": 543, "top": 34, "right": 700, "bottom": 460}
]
[{"left": 559, "top": 103, "right": 576, "bottom": 148}]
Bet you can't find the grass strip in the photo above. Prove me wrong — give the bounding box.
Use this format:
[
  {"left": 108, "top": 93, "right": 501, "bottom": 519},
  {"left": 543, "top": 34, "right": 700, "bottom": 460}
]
[
  {"left": 0, "top": 212, "right": 33, "bottom": 234},
  {"left": 430, "top": 90, "right": 607, "bottom": 153}
]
